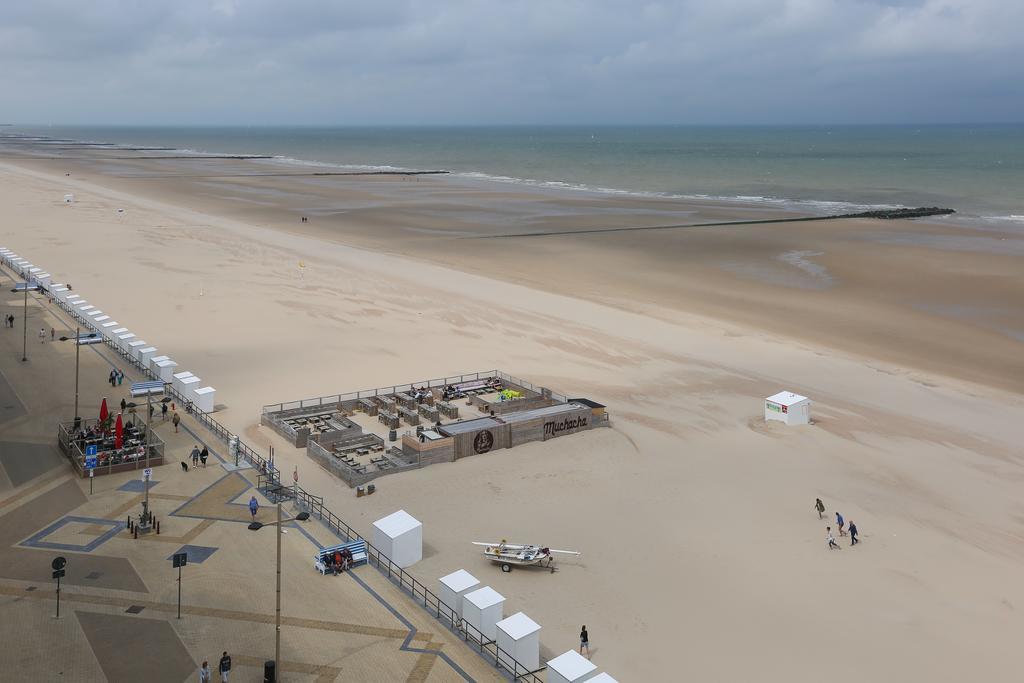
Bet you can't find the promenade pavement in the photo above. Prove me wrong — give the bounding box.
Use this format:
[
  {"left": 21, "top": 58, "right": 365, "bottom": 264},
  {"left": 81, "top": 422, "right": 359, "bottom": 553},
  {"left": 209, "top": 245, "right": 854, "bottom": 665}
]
[{"left": 0, "top": 265, "right": 502, "bottom": 682}]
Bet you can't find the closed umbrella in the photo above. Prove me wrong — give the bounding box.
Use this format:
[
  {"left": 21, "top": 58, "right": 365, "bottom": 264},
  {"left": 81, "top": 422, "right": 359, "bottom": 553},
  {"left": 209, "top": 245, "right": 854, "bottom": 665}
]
[
  {"left": 115, "top": 413, "right": 123, "bottom": 450},
  {"left": 99, "top": 397, "right": 109, "bottom": 425}
]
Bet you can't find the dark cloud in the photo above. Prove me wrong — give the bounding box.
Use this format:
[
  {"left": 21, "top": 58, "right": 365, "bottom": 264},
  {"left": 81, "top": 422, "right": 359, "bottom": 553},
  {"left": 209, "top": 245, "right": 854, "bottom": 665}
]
[{"left": 0, "top": 0, "right": 1020, "bottom": 124}]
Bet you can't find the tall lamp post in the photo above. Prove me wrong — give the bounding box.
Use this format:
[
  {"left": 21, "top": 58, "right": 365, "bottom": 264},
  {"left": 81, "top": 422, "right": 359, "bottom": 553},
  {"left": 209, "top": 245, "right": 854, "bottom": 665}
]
[
  {"left": 9, "top": 281, "right": 30, "bottom": 361},
  {"left": 58, "top": 329, "right": 98, "bottom": 430},
  {"left": 125, "top": 394, "right": 171, "bottom": 531},
  {"left": 248, "top": 501, "right": 310, "bottom": 682}
]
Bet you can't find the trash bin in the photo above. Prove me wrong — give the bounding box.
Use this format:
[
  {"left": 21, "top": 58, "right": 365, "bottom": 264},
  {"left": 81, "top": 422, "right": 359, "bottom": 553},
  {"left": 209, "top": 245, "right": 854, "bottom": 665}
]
[
  {"left": 263, "top": 659, "right": 275, "bottom": 682},
  {"left": 388, "top": 429, "right": 397, "bottom": 442}
]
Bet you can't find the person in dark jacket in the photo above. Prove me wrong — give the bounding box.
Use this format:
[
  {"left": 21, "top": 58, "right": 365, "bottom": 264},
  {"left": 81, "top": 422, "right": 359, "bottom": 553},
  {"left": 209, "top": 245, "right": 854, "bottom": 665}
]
[
  {"left": 218, "top": 651, "right": 231, "bottom": 682},
  {"left": 848, "top": 520, "right": 859, "bottom": 546}
]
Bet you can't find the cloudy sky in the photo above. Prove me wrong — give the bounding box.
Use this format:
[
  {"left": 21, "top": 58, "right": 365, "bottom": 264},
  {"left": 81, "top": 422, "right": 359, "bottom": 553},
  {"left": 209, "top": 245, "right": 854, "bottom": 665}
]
[{"left": 1, "top": 0, "right": 1021, "bottom": 125}]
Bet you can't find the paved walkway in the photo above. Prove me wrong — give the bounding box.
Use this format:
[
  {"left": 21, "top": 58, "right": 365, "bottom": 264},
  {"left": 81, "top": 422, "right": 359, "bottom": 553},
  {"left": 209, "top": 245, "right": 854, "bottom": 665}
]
[{"left": 0, "top": 263, "right": 502, "bottom": 682}]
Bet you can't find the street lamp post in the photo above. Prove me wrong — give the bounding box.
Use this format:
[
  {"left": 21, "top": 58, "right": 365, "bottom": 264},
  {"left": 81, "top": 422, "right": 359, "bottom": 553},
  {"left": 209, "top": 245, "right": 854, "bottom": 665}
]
[
  {"left": 58, "top": 329, "right": 97, "bottom": 429},
  {"left": 21, "top": 281, "right": 27, "bottom": 362},
  {"left": 248, "top": 500, "right": 310, "bottom": 682}
]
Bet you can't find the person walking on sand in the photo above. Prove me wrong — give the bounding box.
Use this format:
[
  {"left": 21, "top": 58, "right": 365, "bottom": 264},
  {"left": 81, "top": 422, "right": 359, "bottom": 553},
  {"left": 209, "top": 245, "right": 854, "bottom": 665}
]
[
  {"left": 835, "top": 512, "right": 847, "bottom": 536},
  {"left": 161, "top": 402, "right": 168, "bottom": 420},
  {"left": 199, "top": 661, "right": 211, "bottom": 683},
  {"left": 172, "top": 412, "right": 181, "bottom": 433},
  {"left": 815, "top": 498, "right": 825, "bottom": 519},
  {"left": 249, "top": 496, "right": 259, "bottom": 521},
  {"left": 827, "top": 527, "right": 841, "bottom": 550},
  {"left": 848, "top": 520, "right": 859, "bottom": 546},
  {"left": 191, "top": 445, "right": 200, "bottom": 468},
  {"left": 218, "top": 651, "right": 232, "bottom": 682},
  {"left": 579, "top": 625, "right": 590, "bottom": 658}
]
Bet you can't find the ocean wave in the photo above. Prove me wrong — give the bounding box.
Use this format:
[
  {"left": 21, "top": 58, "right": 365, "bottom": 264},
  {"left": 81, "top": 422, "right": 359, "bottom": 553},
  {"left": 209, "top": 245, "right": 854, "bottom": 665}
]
[
  {"left": 266, "top": 155, "right": 414, "bottom": 173},
  {"left": 455, "top": 171, "right": 904, "bottom": 216}
]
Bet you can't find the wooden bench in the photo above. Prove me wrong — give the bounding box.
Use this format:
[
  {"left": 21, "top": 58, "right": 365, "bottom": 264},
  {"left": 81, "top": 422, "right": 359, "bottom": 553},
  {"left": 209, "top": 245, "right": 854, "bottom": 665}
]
[
  {"left": 313, "top": 539, "right": 368, "bottom": 575},
  {"left": 130, "top": 380, "right": 164, "bottom": 397},
  {"left": 438, "top": 401, "right": 459, "bottom": 419}
]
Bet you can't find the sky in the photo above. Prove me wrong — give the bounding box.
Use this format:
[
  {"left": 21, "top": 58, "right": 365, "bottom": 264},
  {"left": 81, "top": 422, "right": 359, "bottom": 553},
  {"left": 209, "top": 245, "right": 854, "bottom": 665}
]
[{"left": 1, "top": 0, "right": 1022, "bottom": 125}]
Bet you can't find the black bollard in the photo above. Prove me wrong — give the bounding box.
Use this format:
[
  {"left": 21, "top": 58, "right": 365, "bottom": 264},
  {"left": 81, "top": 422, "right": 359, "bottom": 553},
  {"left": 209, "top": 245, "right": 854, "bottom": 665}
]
[
  {"left": 156, "top": 520, "right": 160, "bottom": 535},
  {"left": 133, "top": 525, "right": 138, "bottom": 539}
]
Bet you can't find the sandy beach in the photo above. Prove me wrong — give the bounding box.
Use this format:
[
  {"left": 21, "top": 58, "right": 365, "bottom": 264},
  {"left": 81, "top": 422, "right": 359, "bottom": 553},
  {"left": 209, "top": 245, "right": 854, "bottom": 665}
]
[{"left": 2, "top": 144, "right": 1023, "bottom": 681}]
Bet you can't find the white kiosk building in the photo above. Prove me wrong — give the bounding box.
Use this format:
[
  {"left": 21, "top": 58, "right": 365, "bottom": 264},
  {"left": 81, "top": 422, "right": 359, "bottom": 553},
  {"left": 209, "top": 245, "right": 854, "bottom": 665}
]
[
  {"left": 372, "top": 510, "right": 422, "bottom": 568},
  {"left": 438, "top": 569, "right": 479, "bottom": 616},
  {"left": 764, "top": 391, "right": 811, "bottom": 426},
  {"left": 461, "top": 586, "right": 505, "bottom": 640},
  {"left": 547, "top": 650, "right": 597, "bottom": 683},
  {"left": 496, "top": 611, "right": 541, "bottom": 671}
]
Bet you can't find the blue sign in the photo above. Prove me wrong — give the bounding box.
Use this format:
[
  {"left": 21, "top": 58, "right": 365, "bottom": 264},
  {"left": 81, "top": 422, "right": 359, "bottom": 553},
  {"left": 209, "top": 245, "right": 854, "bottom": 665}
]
[
  {"left": 85, "top": 455, "right": 98, "bottom": 469},
  {"left": 86, "top": 444, "right": 98, "bottom": 456}
]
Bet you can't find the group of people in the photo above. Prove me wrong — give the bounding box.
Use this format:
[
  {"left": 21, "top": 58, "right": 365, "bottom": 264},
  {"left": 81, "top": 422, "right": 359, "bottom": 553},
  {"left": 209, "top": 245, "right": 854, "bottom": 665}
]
[
  {"left": 108, "top": 369, "right": 125, "bottom": 387},
  {"left": 816, "top": 498, "right": 860, "bottom": 549},
  {"left": 181, "top": 444, "right": 209, "bottom": 471},
  {"left": 324, "top": 547, "right": 354, "bottom": 575},
  {"left": 197, "top": 651, "right": 231, "bottom": 682},
  {"left": 2, "top": 314, "right": 15, "bottom": 328}
]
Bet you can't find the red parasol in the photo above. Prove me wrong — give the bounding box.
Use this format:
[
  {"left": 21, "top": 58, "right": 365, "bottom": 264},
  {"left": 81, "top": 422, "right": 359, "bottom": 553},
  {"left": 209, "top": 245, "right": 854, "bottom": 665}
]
[
  {"left": 99, "top": 397, "right": 109, "bottom": 424},
  {"left": 115, "top": 413, "right": 123, "bottom": 449}
]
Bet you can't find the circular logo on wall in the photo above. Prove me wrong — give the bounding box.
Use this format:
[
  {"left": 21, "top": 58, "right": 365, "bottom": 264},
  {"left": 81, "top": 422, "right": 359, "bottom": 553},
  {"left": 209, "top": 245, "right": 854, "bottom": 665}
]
[{"left": 473, "top": 430, "right": 494, "bottom": 454}]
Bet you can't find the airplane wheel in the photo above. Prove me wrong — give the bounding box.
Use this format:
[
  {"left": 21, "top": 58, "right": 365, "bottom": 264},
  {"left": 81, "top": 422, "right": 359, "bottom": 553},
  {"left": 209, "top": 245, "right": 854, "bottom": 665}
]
[{"left": 501, "top": 563, "right": 512, "bottom": 573}]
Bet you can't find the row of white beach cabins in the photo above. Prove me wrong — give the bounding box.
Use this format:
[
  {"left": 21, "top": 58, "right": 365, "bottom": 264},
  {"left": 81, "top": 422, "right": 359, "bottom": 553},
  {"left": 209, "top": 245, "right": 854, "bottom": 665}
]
[
  {"left": 373, "top": 510, "right": 619, "bottom": 683},
  {"left": 0, "top": 247, "right": 216, "bottom": 413}
]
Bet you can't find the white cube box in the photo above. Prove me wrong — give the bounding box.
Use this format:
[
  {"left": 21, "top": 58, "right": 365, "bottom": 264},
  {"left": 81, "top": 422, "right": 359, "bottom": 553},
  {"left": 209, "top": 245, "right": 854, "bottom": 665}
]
[
  {"left": 439, "top": 569, "right": 480, "bottom": 617},
  {"left": 764, "top": 391, "right": 811, "bottom": 426},
  {"left": 127, "top": 340, "right": 146, "bottom": 354},
  {"left": 35, "top": 273, "right": 51, "bottom": 287},
  {"left": 92, "top": 315, "right": 110, "bottom": 324},
  {"left": 191, "top": 386, "right": 215, "bottom": 413},
  {"left": 588, "top": 674, "right": 619, "bottom": 683},
  {"left": 101, "top": 321, "right": 119, "bottom": 334},
  {"left": 547, "top": 651, "right": 597, "bottom": 683},
  {"left": 116, "top": 333, "right": 136, "bottom": 351},
  {"left": 137, "top": 346, "right": 157, "bottom": 365},
  {"left": 172, "top": 371, "right": 195, "bottom": 394},
  {"left": 462, "top": 586, "right": 505, "bottom": 640},
  {"left": 155, "top": 359, "right": 178, "bottom": 381},
  {"left": 181, "top": 376, "right": 202, "bottom": 398},
  {"left": 148, "top": 355, "right": 169, "bottom": 374},
  {"left": 372, "top": 510, "right": 423, "bottom": 569},
  {"left": 496, "top": 612, "right": 541, "bottom": 671}
]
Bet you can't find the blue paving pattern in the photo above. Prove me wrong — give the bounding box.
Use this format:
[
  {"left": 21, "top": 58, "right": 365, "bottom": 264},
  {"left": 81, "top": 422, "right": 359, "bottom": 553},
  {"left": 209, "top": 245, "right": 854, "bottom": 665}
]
[
  {"left": 118, "top": 479, "right": 160, "bottom": 493},
  {"left": 167, "top": 544, "right": 219, "bottom": 564},
  {"left": 20, "top": 515, "right": 125, "bottom": 553}
]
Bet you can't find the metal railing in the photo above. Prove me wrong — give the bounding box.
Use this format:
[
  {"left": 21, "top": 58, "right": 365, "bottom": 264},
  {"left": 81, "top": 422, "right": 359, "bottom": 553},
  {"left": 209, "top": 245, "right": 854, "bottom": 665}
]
[{"left": 261, "top": 370, "right": 546, "bottom": 415}]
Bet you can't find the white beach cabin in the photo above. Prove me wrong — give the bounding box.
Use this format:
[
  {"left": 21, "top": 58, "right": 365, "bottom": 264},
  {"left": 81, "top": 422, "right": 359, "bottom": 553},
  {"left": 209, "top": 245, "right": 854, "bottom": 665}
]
[
  {"left": 439, "top": 569, "right": 479, "bottom": 616},
  {"left": 172, "top": 371, "right": 195, "bottom": 394},
  {"left": 496, "top": 612, "right": 541, "bottom": 671},
  {"left": 462, "top": 586, "right": 505, "bottom": 640},
  {"left": 372, "top": 510, "right": 422, "bottom": 568},
  {"left": 192, "top": 386, "right": 216, "bottom": 413},
  {"left": 137, "top": 346, "right": 158, "bottom": 365},
  {"left": 155, "top": 359, "right": 178, "bottom": 382},
  {"left": 764, "top": 391, "right": 811, "bottom": 426},
  {"left": 64, "top": 193, "right": 74, "bottom": 204},
  {"left": 588, "top": 674, "right": 619, "bottom": 683},
  {"left": 546, "top": 650, "right": 597, "bottom": 683},
  {"left": 181, "top": 376, "right": 202, "bottom": 400}
]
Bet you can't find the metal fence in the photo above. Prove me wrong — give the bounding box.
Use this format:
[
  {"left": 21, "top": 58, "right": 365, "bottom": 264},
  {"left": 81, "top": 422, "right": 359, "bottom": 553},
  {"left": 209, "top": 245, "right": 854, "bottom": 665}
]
[
  {"left": 42, "top": 279, "right": 544, "bottom": 681},
  {"left": 261, "top": 370, "right": 550, "bottom": 415}
]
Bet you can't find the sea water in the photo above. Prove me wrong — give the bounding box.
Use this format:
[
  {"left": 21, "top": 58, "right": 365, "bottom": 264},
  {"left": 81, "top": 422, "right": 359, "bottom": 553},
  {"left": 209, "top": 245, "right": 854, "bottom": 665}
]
[{"left": 7, "top": 124, "right": 1024, "bottom": 223}]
